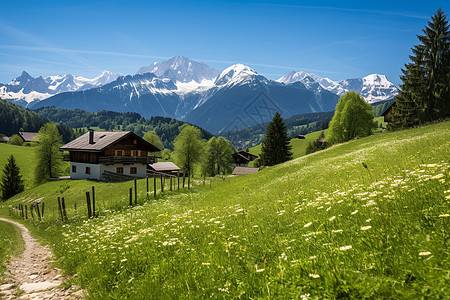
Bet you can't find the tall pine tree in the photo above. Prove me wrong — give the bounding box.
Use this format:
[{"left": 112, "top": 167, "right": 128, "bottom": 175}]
[
  {"left": 1, "top": 155, "right": 24, "bottom": 201},
  {"left": 260, "top": 112, "right": 292, "bottom": 166},
  {"left": 392, "top": 9, "right": 450, "bottom": 128}
]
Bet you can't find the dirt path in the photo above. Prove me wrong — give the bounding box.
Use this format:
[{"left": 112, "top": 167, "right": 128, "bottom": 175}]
[{"left": 0, "top": 218, "right": 84, "bottom": 299}]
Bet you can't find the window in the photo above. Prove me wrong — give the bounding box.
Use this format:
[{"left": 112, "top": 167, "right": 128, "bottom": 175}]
[
  {"left": 130, "top": 167, "right": 137, "bottom": 174},
  {"left": 132, "top": 150, "right": 139, "bottom": 157},
  {"left": 116, "top": 167, "right": 123, "bottom": 174},
  {"left": 125, "top": 150, "right": 131, "bottom": 156},
  {"left": 72, "top": 165, "right": 77, "bottom": 173},
  {"left": 133, "top": 139, "right": 137, "bottom": 144},
  {"left": 85, "top": 167, "right": 91, "bottom": 175},
  {"left": 115, "top": 150, "right": 123, "bottom": 156}
]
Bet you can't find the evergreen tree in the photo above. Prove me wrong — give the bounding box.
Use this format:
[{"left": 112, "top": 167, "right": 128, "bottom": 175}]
[
  {"left": 34, "top": 123, "right": 64, "bottom": 183},
  {"left": 1, "top": 155, "right": 24, "bottom": 201},
  {"left": 260, "top": 112, "right": 292, "bottom": 166},
  {"left": 392, "top": 9, "right": 450, "bottom": 127},
  {"left": 327, "top": 91, "right": 376, "bottom": 144}
]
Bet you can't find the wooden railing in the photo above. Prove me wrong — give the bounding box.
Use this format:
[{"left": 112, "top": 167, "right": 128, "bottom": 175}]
[{"left": 98, "top": 156, "right": 156, "bottom": 165}]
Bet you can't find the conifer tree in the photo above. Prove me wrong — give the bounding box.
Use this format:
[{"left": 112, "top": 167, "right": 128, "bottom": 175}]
[
  {"left": 392, "top": 9, "right": 450, "bottom": 127},
  {"left": 260, "top": 112, "right": 292, "bottom": 166},
  {"left": 1, "top": 155, "right": 24, "bottom": 201}
]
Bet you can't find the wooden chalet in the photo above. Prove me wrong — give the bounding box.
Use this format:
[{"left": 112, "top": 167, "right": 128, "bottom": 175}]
[
  {"left": 232, "top": 151, "right": 258, "bottom": 167},
  {"left": 60, "top": 130, "right": 160, "bottom": 181},
  {"left": 295, "top": 134, "right": 306, "bottom": 139},
  {"left": 18, "top": 132, "right": 38, "bottom": 143}
]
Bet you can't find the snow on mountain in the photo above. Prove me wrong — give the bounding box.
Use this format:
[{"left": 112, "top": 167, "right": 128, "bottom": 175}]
[
  {"left": 0, "top": 70, "right": 121, "bottom": 106},
  {"left": 137, "top": 56, "right": 220, "bottom": 88},
  {"left": 277, "top": 71, "right": 398, "bottom": 103},
  {"left": 214, "top": 64, "right": 266, "bottom": 87}
]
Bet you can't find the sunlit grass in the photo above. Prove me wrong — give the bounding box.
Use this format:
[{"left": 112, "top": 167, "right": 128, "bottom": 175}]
[
  {"left": 0, "top": 220, "right": 24, "bottom": 278},
  {"left": 1, "top": 121, "right": 449, "bottom": 298}
]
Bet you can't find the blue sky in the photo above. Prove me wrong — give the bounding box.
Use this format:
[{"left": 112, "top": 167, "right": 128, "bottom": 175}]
[{"left": 0, "top": 0, "right": 448, "bottom": 85}]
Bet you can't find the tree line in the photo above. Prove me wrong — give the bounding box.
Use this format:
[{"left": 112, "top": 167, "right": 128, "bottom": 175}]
[
  {"left": 0, "top": 99, "right": 75, "bottom": 143},
  {"left": 34, "top": 106, "right": 213, "bottom": 149}
]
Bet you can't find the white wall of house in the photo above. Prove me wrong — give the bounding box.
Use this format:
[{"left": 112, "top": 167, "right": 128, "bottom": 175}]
[
  {"left": 70, "top": 162, "right": 102, "bottom": 180},
  {"left": 70, "top": 162, "right": 147, "bottom": 180},
  {"left": 101, "top": 164, "right": 147, "bottom": 178}
]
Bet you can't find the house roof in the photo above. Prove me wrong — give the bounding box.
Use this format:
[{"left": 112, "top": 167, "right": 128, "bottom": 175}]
[
  {"left": 148, "top": 162, "right": 181, "bottom": 172},
  {"left": 232, "top": 151, "right": 258, "bottom": 161},
  {"left": 231, "top": 166, "right": 260, "bottom": 175},
  {"left": 0, "top": 134, "right": 9, "bottom": 142},
  {"left": 60, "top": 131, "right": 160, "bottom": 152},
  {"left": 19, "top": 132, "right": 38, "bottom": 142}
]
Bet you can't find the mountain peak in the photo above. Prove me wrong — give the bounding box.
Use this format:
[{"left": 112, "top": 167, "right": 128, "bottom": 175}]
[
  {"left": 214, "top": 64, "right": 260, "bottom": 86},
  {"left": 137, "top": 56, "right": 220, "bottom": 84}
]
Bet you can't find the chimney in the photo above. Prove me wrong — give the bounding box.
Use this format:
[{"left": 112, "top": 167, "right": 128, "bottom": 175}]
[{"left": 89, "top": 130, "right": 94, "bottom": 144}]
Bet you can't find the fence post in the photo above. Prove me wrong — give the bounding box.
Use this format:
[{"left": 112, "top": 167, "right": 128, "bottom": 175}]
[
  {"left": 92, "top": 186, "right": 96, "bottom": 217},
  {"left": 30, "top": 206, "right": 34, "bottom": 220},
  {"left": 203, "top": 174, "right": 206, "bottom": 186},
  {"left": 160, "top": 174, "right": 164, "bottom": 193},
  {"left": 36, "top": 204, "right": 41, "bottom": 221},
  {"left": 58, "top": 197, "right": 63, "bottom": 221},
  {"left": 154, "top": 174, "right": 156, "bottom": 198},
  {"left": 134, "top": 178, "right": 137, "bottom": 205},
  {"left": 129, "top": 188, "right": 133, "bottom": 206},
  {"left": 183, "top": 172, "right": 185, "bottom": 188},
  {"left": 178, "top": 172, "right": 180, "bottom": 190},
  {"left": 170, "top": 177, "right": 172, "bottom": 191},
  {"left": 188, "top": 171, "right": 190, "bottom": 189},
  {"left": 146, "top": 177, "right": 149, "bottom": 198},
  {"left": 86, "top": 192, "right": 92, "bottom": 218},
  {"left": 62, "top": 197, "right": 68, "bottom": 221},
  {"left": 25, "top": 205, "right": 28, "bottom": 219},
  {"left": 41, "top": 202, "right": 45, "bottom": 218}
]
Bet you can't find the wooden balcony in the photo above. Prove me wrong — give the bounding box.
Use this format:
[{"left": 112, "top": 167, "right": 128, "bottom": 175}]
[{"left": 98, "top": 156, "right": 156, "bottom": 165}]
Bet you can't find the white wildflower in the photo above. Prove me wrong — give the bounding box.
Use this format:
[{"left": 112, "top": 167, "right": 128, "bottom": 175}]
[
  {"left": 339, "top": 245, "right": 352, "bottom": 251},
  {"left": 419, "top": 251, "right": 431, "bottom": 256}
]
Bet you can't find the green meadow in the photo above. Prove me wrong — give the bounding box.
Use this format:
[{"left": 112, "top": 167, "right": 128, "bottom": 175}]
[
  {"left": 0, "top": 220, "right": 24, "bottom": 278},
  {"left": 0, "top": 121, "right": 449, "bottom": 298}
]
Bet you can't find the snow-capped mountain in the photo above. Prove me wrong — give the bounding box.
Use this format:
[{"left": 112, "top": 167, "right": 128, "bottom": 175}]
[
  {"left": 214, "top": 64, "right": 268, "bottom": 87},
  {"left": 137, "top": 56, "right": 219, "bottom": 93},
  {"left": 277, "top": 71, "right": 398, "bottom": 103},
  {"left": 0, "top": 70, "right": 121, "bottom": 106},
  {"left": 33, "top": 60, "right": 339, "bottom": 133}
]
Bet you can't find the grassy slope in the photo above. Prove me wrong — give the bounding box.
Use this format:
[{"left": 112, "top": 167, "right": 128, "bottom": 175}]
[
  {"left": 0, "top": 220, "right": 24, "bottom": 279},
  {"left": 0, "top": 144, "right": 35, "bottom": 189},
  {"left": 1, "top": 121, "right": 449, "bottom": 298},
  {"left": 249, "top": 129, "right": 327, "bottom": 160}
]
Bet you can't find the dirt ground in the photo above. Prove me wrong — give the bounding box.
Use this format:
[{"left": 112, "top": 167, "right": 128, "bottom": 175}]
[{"left": 0, "top": 218, "right": 84, "bottom": 299}]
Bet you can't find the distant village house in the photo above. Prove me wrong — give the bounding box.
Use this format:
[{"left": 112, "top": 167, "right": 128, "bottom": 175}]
[
  {"left": 60, "top": 130, "right": 160, "bottom": 181},
  {"left": 18, "top": 132, "right": 38, "bottom": 143},
  {"left": 0, "top": 134, "right": 9, "bottom": 143},
  {"left": 232, "top": 151, "right": 258, "bottom": 167},
  {"left": 148, "top": 161, "right": 181, "bottom": 176}
]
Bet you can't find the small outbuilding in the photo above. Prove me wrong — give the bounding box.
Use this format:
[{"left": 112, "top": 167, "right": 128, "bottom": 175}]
[
  {"left": 18, "top": 132, "right": 38, "bottom": 143},
  {"left": 0, "top": 134, "right": 9, "bottom": 143},
  {"left": 148, "top": 161, "right": 181, "bottom": 175},
  {"left": 232, "top": 166, "right": 260, "bottom": 175},
  {"left": 295, "top": 135, "right": 305, "bottom": 139},
  {"left": 381, "top": 102, "right": 396, "bottom": 123}
]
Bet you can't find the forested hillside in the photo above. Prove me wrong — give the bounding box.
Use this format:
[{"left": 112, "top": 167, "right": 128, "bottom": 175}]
[
  {"left": 34, "top": 106, "right": 214, "bottom": 149},
  {"left": 0, "top": 99, "right": 75, "bottom": 143}
]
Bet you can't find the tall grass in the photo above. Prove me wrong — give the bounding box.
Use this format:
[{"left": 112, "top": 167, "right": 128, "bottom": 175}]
[
  {"left": 0, "top": 220, "right": 24, "bottom": 278},
  {"left": 1, "top": 121, "right": 449, "bottom": 298}
]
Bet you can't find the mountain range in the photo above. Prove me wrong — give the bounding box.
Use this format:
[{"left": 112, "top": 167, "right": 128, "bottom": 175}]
[
  {"left": 1, "top": 56, "right": 399, "bottom": 134},
  {"left": 0, "top": 70, "right": 121, "bottom": 106}
]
